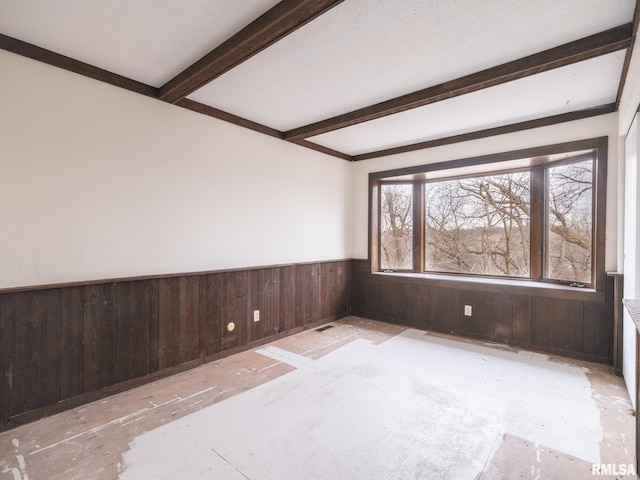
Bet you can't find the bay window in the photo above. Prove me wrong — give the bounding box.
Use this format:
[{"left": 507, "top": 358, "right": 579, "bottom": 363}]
[{"left": 371, "top": 138, "right": 606, "bottom": 290}]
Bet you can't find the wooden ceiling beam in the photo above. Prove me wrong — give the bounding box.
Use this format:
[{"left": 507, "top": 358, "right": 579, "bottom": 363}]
[
  {"left": 284, "top": 24, "right": 633, "bottom": 141},
  {"left": 616, "top": 1, "right": 640, "bottom": 106},
  {"left": 0, "top": 34, "right": 158, "bottom": 98},
  {"left": 288, "top": 139, "right": 353, "bottom": 161},
  {"left": 177, "top": 98, "right": 283, "bottom": 138},
  {"left": 159, "top": 0, "right": 345, "bottom": 104},
  {"left": 352, "top": 104, "right": 617, "bottom": 161}
]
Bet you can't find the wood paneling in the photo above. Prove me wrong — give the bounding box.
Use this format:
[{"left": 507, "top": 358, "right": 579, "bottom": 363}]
[
  {"left": 280, "top": 265, "right": 300, "bottom": 332},
  {"left": 83, "top": 284, "right": 117, "bottom": 393},
  {"left": 299, "top": 263, "right": 321, "bottom": 324},
  {"left": 114, "top": 280, "right": 159, "bottom": 381},
  {"left": 493, "top": 293, "right": 513, "bottom": 341},
  {"left": 583, "top": 275, "right": 615, "bottom": 361},
  {"left": 0, "top": 260, "right": 350, "bottom": 431},
  {"left": 0, "top": 293, "right": 13, "bottom": 421},
  {"left": 352, "top": 260, "right": 614, "bottom": 364},
  {"left": 264, "top": 268, "right": 281, "bottom": 338},
  {"left": 59, "top": 287, "right": 84, "bottom": 400},
  {"left": 531, "top": 297, "right": 583, "bottom": 353},
  {"left": 511, "top": 294, "right": 532, "bottom": 344},
  {"left": 13, "top": 291, "right": 61, "bottom": 414},
  {"left": 198, "top": 274, "right": 220, "bottom": 358},
  {"left": 608, "top": 273, "right": 624, "bottom": 375},
  {"left": 158, "top": 277, "right": 200, "bottom": 369},
  {"left": 3, "top": 257, "right": 613, "bottom": 431}
]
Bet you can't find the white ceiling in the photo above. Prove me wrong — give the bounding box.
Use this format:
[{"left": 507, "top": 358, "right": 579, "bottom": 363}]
[
  {"left": 0, "top": 0, "right": 636, "bottom": 159},
  {"left": 309, "top": 51, "right": 627, "bottom": 156},
  {"left": 0, "top": 0, "right": 281, "bottom": 87},
  {"left": 189, "top": 0, "right": 634, "bottom": 130}
]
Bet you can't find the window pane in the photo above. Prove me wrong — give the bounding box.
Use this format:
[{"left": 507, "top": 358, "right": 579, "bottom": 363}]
[
  {"left": 380, "top": 184, "right": 413, "bottom": 270},
  {"left": 545, "top": 159, "right": 593, "bottom": 284},
  {"left": 425, "top": 172, "right": 530, "bottom": 277}
]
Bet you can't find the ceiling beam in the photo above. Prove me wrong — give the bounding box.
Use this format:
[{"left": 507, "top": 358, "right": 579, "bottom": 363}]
[
  {"left": 177, "top": 100, "right": 352, "bottom": 160},
  {"left": 177, "top": 98, "right": 283, "bottom": 138},
  {"left": 616, "top": 1, "right": 640, "bottom": 106},
  {"left": 284, "top": 24, "right": 633, "bottom": 141},
  {"left": 0, "top": 34, "right": 157, "bottom": 98},
  {"left": 351, "top": 104, "right": 617, "bottom": 161},
  {"left": 159, "top": 0, "right": 345, "bottom": 104},
  {"left": 288, "top": 139, "right": 352, "bottom": 161}
]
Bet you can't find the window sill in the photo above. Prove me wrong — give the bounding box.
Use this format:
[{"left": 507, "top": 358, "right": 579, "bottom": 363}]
[
  {"left": 371, "top": 270, "right": 605, "bottom": 303},
  {"left": 623, "top": 299, "right": 640, "bottom": 333}
]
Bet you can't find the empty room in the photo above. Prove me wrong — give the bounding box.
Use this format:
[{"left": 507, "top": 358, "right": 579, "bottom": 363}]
[{"left": 2, "top": 1, "right": 640, "bottom": 478}]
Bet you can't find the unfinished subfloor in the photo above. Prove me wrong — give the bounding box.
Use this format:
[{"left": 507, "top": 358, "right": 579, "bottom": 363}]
[{"left": 0, "top": 316, "right": 636, "bottom": 479}]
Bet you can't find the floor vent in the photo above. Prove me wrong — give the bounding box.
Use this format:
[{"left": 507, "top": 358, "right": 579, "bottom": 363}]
[{"left": 315, "top": 325, "right": 334, "bottom": 332}]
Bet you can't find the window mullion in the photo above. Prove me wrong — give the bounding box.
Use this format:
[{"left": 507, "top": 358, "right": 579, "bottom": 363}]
[
  {"left": 530, "top": 167, "right": 544, "bottom": 281},
  {"left": 371, "top": 180, "right": 380, "bottom": 271},
  {"left": 412, "top": 181, "right": 424, "bottom": 272}
]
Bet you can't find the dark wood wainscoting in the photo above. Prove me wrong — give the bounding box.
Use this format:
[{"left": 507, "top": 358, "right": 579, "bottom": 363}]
[
  {"left": 0, "top": 260, "right": 351, "bottom": 431},
  {"left": 351, "top": 260, "right": 614, "bottom": 364}
]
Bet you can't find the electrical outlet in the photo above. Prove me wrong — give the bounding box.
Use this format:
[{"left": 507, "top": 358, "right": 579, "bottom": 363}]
[
  {"left": 253, "top": 310, "right": 260, "bottom": 322},
  {"left": 464, "top": 305, "right": 472, "bottom": 316}
]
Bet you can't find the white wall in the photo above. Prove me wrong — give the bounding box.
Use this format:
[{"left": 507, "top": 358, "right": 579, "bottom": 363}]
[
  {"left": 623, "top": 114, "right": 638, "bottom": 408},
  {"left": 351, "top": 113, "right": 620, "bottom": 273},
  {"left": 0, "top": 50, "right": 352, "bottom": 289},
  {"left": 618, "top": 30, "right": 640, "bottom": 407}
]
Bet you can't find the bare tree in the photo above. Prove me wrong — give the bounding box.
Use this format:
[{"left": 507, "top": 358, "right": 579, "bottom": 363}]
[
  {"left": 546, "top": 160, "right": 592, "bottom": 283},
  {"left": 425, "top": 181, "right": 476, "bottom": 273},
  {"left": 380, "top": 184, "right": 413, "bottom": 269},
  {"left": 425, "top": 172, "right": 530, "bottom": 277}
]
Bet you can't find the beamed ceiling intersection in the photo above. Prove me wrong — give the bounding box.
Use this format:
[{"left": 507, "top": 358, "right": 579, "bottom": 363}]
[{"left": 1, "top": 0, "right": 638, "bottom": 162}]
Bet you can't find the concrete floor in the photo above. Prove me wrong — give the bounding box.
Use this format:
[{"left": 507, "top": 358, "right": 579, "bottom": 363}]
[{"left": 0, "top": 316, "right": 636, "bottom": 479}]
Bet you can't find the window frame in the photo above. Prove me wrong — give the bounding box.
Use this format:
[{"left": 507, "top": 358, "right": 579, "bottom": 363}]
[
  {"left": 378, "top": 181, "right": 417, "bottom": 272},
  {"left": 542, "top": 154, "right": 597, "bottom": 286},
  {"left": 369, "top": 137, "right": 607, "bottom": 294}
]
